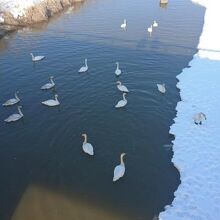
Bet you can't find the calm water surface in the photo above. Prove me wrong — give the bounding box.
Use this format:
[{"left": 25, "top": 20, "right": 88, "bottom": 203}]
[{"left": 0, "top": 0, "right": 204, "bottom": 219}]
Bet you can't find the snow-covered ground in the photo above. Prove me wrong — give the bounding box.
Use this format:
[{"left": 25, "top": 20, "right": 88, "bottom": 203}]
[
  {"left": 159, "top": 0, "right": 220, "bottom": 219},
  {"left": 0, "top": 0, "right": 43, "bottom": 19}
]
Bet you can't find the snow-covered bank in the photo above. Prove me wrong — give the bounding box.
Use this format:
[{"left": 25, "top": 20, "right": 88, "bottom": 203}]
[
  {"left": 0, "top": 0, "right": 84, "bottom": 26},
  {"left": 159, "top": 0, "right": 220, "bottom": 219}
]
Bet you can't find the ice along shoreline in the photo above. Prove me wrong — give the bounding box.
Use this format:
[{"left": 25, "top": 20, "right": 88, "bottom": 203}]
[{"left": 159, "top": 0, "right": 220, "bottom": 219}]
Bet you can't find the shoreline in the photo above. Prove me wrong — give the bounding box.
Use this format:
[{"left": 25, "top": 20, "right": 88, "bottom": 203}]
[
  {"left": 0, "top": 0, "right": 84, "bottom": 38},
  {"left": 159, "top": 0, "right": 220, "bottom": 219}
]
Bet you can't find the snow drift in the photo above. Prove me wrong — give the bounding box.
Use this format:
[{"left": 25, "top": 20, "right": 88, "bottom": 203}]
[{"left": 159, "top": 0, "right": 220, "bottom": 219}]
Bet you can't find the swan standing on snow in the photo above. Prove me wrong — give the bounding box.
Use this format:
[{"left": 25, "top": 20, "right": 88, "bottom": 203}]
[
  {"left": 113, "top": 153, "right": 126, "bottom": 182},
  {"left": 115, "top": 93, "right": 127, "bottom": 108},
  {"left": 41, "top": 76, "right": 55, "bottom": 90},
  {"left": 2, "top": 91, "right": 20, "bottom": 106},
  {"left": 82, "top": 133, "right": 94, "bottom": 155},
  {"left": 4, "top": 106, "right": 23, "bottom": 123},
  {"left": 193, "top": 112, "right": 207, "bottom": 125},
  {"left": 42, "top": 94, "right": 60, "bottom": 107},
  {"left": 120, "top": 19, "right": 127, "bottom": 29},
  {"left": 153, "top": 20, "right": 158, "bottom": 27},
  {"left": 115, "top": 62, "right": 122, "bottom": 76},
  {"left": 157, "top": 84, "right": 166, "bottom": 94},
  {"left": 116, "top": 81, "right": 129, "bottom": 93},
  {"left": 30, "top": 53, "right": 45, "bottom": 62},
  {"left": 147, "top": 25, "right": 153, "bottom": 34},
  {"left": 78, "top": 59, "right": 88, "bottom": 73}
]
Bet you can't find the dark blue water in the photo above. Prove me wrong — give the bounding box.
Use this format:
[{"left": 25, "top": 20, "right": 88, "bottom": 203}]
[{"left": 0, "top": 0, "right": 204, "bottom": 219}]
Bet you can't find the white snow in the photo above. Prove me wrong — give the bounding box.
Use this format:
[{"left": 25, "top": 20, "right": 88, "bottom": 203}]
[
  {"left": 159, "top": 0, "right": 220, "bottom": 220},
  {"left": 0, "top": 0, "right": 43, "bottom": 19}
]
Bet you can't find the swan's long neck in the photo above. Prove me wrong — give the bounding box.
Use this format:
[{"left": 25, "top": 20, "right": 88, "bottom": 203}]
[
  {"left": 116, "top": 63, "right": 119, "bottom": 69},
  {"left": 123, "top": 93, "right": 126, "bottom": 101},
  {"left": 85, "top": 59, "right": 88, "bottom": 67},
  {"left": 15, "top": 92, "right": 19, "bottom": 100},
  {"left": 83, "top": 134, "right": 87, "bottom": 144},
  {"left": 18, "top": 107, "right": 23, "bottom": 116},
  {"left": 120, "top": 154, "right": 125, "bottom": 165},
  {"left": 124, "top": 20, "right": 126, "bottom": 25},
  {"left": 30, "top": 53, "right": 34, "bottom": 59},
  {"left": 55, "top": 96, "right": 58, "bottom": 101},
  {"left": 50, "top": 78, "right": 55, "bottom": 85}
]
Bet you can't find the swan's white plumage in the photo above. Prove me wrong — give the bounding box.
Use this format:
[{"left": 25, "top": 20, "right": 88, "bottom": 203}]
[
  {"left": 41, "top": 76, "right": 55, "bottom": 90},
  {"left": 2, "top": 91, "right": 20, "bottom": 106},
  {"left": 115, "top": 62, "right": 121, "bottom": 76},
  {"left": 116, "top": 81, "right": 129, "bottom": 93},
  {"left": 42, "top": 94, "right": 60, "bottom": 106},
  {"left": 153, "top": 20, "right": 158, "bottom": 27},
  {"left": 78, "top": 59, "right": 88, "bottom": 73},
  {"left": 30, "top": 53, "right": 45, "bottom": 62},
  {"left": 4, "top": 106, "right": 23, "bottom": 123},
  {"left": 120, "top": 19, "right": 126, "bottom": 29},
  {"left": 157, "top": 84, "right": 166, "bottom": 93},
  {"left": 113, "top": 153, "right": 126, "bottom": 182},
  {"left": 82, "top": 134, "right": 94, "bottom": 155},
  {"left": 193, "top": 112, "right": 207, "bottom": 124},
  {"left": 115, "top": 93, "right": 127, "bottom": 108},
  {"left": 147, "top": 25, "right": 153, "bottom": 34}
]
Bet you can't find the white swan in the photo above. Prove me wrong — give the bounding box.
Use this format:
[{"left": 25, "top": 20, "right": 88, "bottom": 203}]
[
  {"left": 30, "top": 53, "right": 45, "bottom": 62},
  {"left": 4, "top": 106, "right": 23, "bottom": 123},
  {"left": 115, "top": 62, "right": 121, "bottom": 76},
  {"left": 153, "top": 20, "right": 158, "bottom": 27},
  {"left": 78, "top": 58, "right": 88, "bottom": 73},
  {"left": 116, "top": 81, "right": 129, "bottom": 93},
  {"left": 82, "top": 133, "right": 94, "bottom": 155},
  {"left": 157, "top": 84, "right": 166, "bottom": 94},
  {"left": 3, "top": 91, "right": 20, "bottom": 106},
  {"left": 147, "top": 25, "right": 153, "bottom": 34},
  {"left": 113, "top": 153, "right": 126, "bottom": 182},
  {"left": 41, "top": 76, "right": 55, "bottom": 90},
  {"left": 193, "top": 112, "right": 207, "bottom": 125},
  {"left": 115, "top": 93, "right": 127, "bottom": 108},
  {"left": 120, "top": 19, "right": 127, "bottom": 29},
  {"left": 42, "top": 94, "right": 60, "bottom": 107}
]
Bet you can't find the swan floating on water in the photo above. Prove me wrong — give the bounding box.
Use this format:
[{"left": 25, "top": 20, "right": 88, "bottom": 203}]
[
  {"left": 78, "top": 58, "right": 88, "bottom": 73},
  {"left": 41, "top": 76, "right": 55, "bottom": 90},
  {"left": 30, "top": 53, "right": 45, "bottom": 62},
  {"left": 42, "top": 94, "right": 60, "bottom": 107},
  {"left": 4, "top": 106, "right": 23, "bottom": 123},
  {"left": 147, "top": 25, "right": 153, "bottom": 34},
  {"left": 82, "top": 133, "right": 94, "bottom": 155},
  {"left": 2, "top": 91, "right": 20, "bottom": 106},
  {"left": 153, "top": 20, "right": 158, "bottom": 27},
  {"left": 115, "top": 93, "right": 127, "bottom": 108},
  {"left": 113, "top": 153, "right": 126, "bottom": 182},
  {"left": 120, "top": 19, "right": 127, "bottom": 29},
  {"left": 157, "top": 84, "right": 166, "bottom": 94},
  {"left": 116, "top": 81, "right": 129, "bottom": 93},
  {"left": 193, "top": 112, "right": 207, "bottom": 125},
  {"left": 115, "top": 62, "right": 121, "bottom": 76}
]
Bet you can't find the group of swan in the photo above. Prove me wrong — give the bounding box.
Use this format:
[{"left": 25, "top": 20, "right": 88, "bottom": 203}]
[
  {"left": 2, "top": 91, "right": 24, "bottom": 123},
  {"left": 81, "top": 133, "right": 126, "bottom": 181},
  {"left": 41, "top": 76, "right": 60, "bottom": 107},
  {"left": 120, "top": 18, "right": 158, "bottom": 35},
  {"left": 148, "top": 20, "right": 158, "bottom": 34}
]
